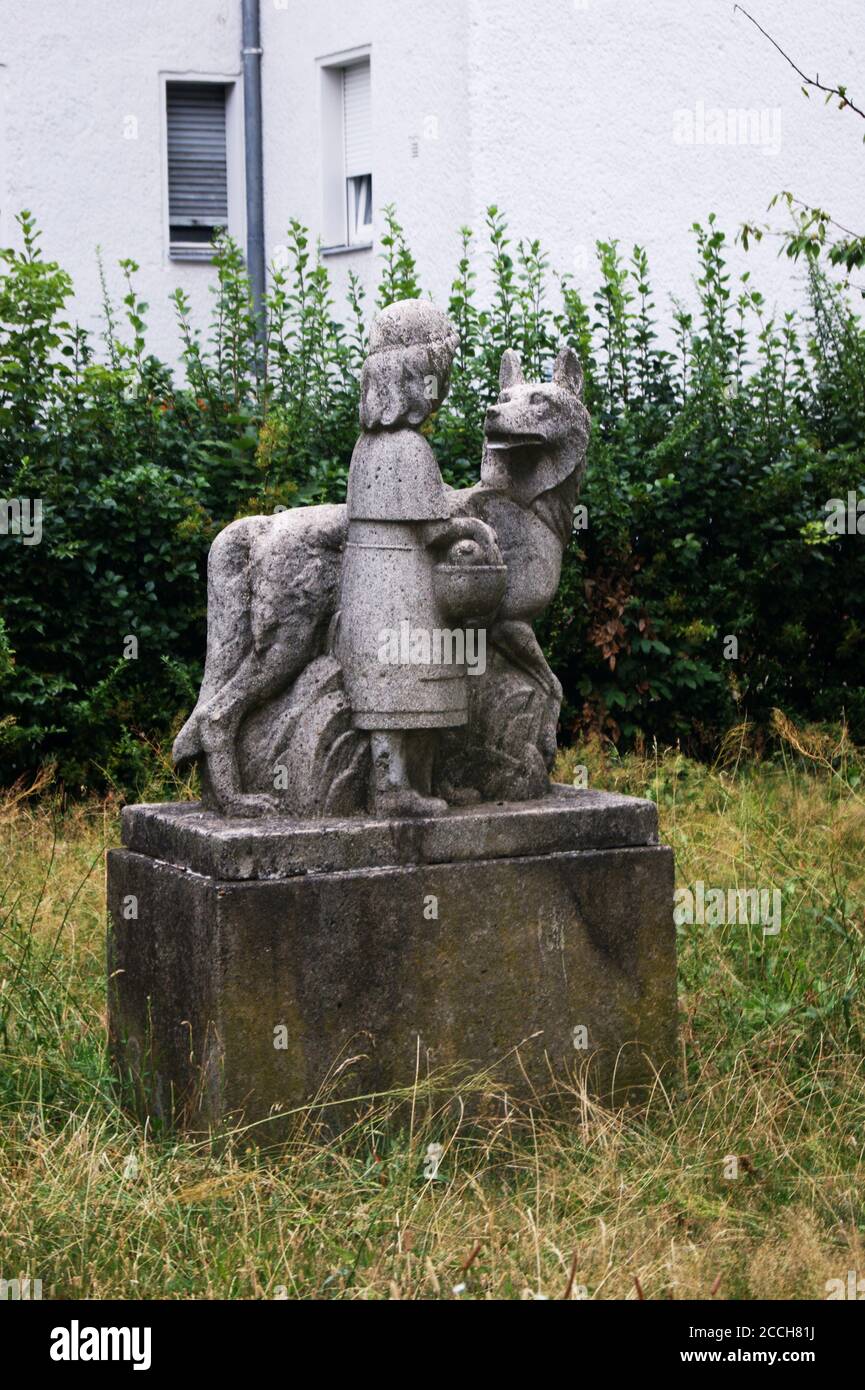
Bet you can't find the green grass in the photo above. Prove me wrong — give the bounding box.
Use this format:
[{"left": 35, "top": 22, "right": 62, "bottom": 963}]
[{"left": 1, "top": 726, "right": 864, "bottom": 1300}]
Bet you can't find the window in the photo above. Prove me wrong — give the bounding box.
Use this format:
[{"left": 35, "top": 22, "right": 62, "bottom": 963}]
[
  {"left": 166, "top": 81, "right": 229, "bottom": 259},
  {"left": 342, "top": 60, "right": 372, "bottom": 245},
  {"left": 320, "top": 51, "right": 372, "bottom": 251}
]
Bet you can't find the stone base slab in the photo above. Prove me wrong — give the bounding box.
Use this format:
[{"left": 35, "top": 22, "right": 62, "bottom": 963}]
[{"left": 107, "top": 788, "right": 677, "bottom": 1134}]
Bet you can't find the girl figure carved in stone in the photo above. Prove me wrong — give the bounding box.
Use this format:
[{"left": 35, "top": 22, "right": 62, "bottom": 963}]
[{"left": 335, "top": 300, "right": 503, "bottom": 816}]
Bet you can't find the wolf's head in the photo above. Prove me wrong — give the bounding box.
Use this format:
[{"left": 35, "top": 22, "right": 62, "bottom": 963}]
[{"left": 482, "top": 346, "right": 590, "bottom": 507}]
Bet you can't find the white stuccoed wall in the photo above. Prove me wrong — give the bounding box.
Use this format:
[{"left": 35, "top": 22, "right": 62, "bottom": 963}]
[
  {"left": 0, "top": 0, "right": 861, "bottom": 373},
  {"left": 0, "top": 0, "right": 242, "bottom": 369}
]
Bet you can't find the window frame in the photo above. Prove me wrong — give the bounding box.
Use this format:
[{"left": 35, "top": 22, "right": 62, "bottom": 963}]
[
  {"left": 159, "top": 70, "right": 245, "bottom": 265},
  {"left": 318, "top": 46, "right": 373, "bottom": 256}
]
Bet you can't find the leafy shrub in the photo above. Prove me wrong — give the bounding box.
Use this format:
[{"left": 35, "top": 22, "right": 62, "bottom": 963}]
[{"left": 1, "top": 205, "right": 864, "bottom": 793}]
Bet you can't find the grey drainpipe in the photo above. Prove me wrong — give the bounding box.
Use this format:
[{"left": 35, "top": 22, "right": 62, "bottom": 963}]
[{"left": 242, "top": 0, "right": 266, "bottom": 333}]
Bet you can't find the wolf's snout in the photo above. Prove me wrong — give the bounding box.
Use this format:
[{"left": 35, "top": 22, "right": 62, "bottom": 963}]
[{"left": 484, "top": 402, "right": 521, "bottom": 437}]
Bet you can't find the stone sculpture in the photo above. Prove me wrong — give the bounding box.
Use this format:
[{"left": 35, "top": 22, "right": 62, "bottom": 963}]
[
  {"left": 172, "top": 298, "right": 590, "bottom": 817},
  {"left": 108, "top": 297, "right": 677, "bottom": 1135}
]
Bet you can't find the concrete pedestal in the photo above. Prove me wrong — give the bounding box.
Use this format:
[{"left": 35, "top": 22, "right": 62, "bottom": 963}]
[{"left": 107, "top": 787, "right": 677, "bottom": 1134}]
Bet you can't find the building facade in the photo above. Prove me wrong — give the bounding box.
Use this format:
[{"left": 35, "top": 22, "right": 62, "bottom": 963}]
[{"left": 0, "top": 0, "right": 861, "bottom": 370}]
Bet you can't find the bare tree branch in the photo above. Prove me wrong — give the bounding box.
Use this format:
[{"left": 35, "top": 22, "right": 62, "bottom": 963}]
[{"left": 734, "top": 5, "right": 865, "bottom": 121}]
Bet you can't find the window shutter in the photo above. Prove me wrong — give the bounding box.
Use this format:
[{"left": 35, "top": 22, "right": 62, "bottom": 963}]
[
  {"left": 166, "top": 82, "right": 228, "bottom": 251},
  {"left": 343, "top": 61, "right": 371, "bottom": 178}
]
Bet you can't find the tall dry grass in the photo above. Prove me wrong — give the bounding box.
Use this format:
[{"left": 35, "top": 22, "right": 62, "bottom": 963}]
[{"left": 1, "top": 727, "right": 864, "bottom": 1299}]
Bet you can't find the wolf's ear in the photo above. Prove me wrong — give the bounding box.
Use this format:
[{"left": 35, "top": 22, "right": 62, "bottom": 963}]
[
  {"left": 499, "top": 348, "right": 525, "bottom": 392},
  {"left": 553, "top": 346, "right": 584, "bottom": 398}
]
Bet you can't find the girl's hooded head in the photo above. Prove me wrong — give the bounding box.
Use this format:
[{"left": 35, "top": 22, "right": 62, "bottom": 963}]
[{"left": 359, "top": 300, "right": 459, "bottom": 430}]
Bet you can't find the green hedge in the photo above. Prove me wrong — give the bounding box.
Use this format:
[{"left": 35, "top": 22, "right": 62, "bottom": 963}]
[{"left": 1, "top": 207, "right": 864, "bottom": 794}]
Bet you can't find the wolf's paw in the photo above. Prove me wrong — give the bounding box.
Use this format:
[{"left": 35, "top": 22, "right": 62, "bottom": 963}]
[{"left": 172, "top": 715, "right": 200, "bottom": 767}]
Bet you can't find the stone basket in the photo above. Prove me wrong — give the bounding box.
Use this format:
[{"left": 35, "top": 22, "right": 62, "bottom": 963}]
[{"left": 433, "top": 561, "right": 508, "bottom": 624}]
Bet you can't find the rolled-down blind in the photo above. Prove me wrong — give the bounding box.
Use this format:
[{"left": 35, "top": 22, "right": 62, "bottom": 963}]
[
  {"left": 167, "top": 82, "right": 228, "bottom": 230},
  {"left": 343, "top": 61, "right": 371, "bottom": 178}
]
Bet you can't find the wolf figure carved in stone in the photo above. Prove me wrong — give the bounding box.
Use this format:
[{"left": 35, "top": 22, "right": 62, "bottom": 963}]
[{"left": 173, "top": 303, "right": 590, "bottom": 818}]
